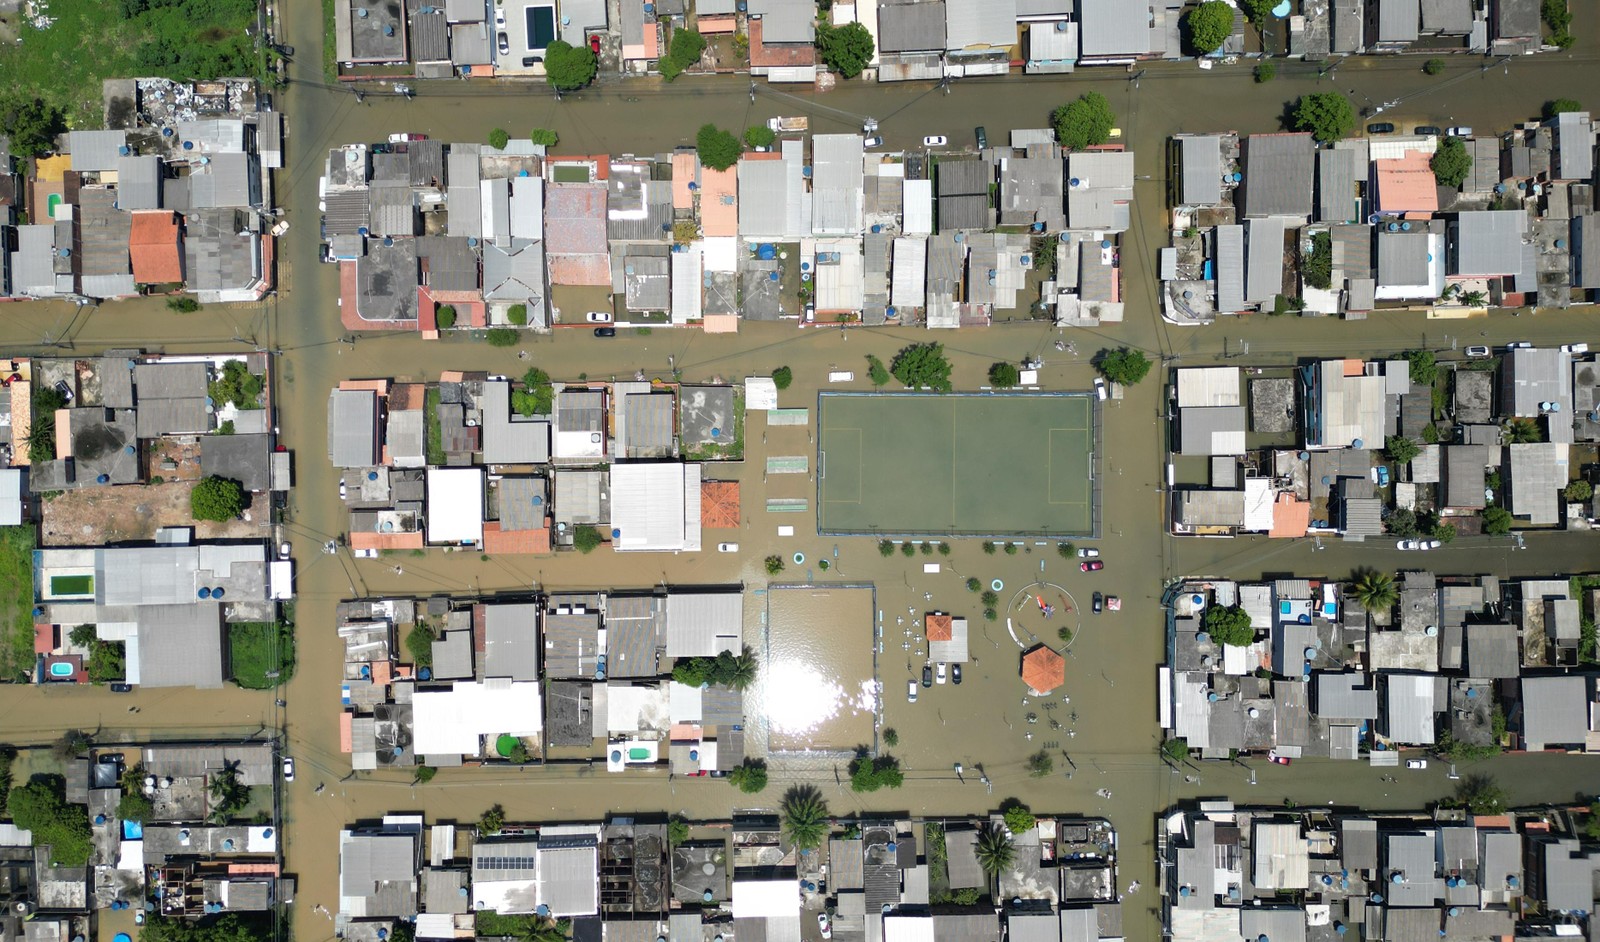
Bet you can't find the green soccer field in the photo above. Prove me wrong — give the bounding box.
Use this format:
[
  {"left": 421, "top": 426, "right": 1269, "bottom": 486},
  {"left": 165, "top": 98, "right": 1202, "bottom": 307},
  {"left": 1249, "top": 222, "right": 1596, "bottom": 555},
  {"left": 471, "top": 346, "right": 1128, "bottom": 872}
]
[{"left": 816, "top": 393, "right": 1096, "bottom": 537}]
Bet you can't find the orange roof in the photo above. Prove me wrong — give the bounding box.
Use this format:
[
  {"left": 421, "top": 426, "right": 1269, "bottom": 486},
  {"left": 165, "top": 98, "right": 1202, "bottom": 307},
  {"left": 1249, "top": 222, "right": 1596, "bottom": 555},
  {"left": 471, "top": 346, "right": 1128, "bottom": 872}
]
[
  {"left": 129, "top": 211, "right": 183, "bottom": 284},
  {"left": 227, "top": 862, "right": 281, "bottom": 876},
  {"left": 34, "top": 624, "right": 56, "bottom": 655},
  {"left": 1268, "top": 493, "right": 1312, "bottom": 538},
  {"left": 699, "top": 166, "right": 738, "bottom": 238},
  {"left": 698, "top": 14, "right": 736, "bottom": 34},
  {"left": 349, "top": 530, "right": 425, "bottom": 551},
  {"left": 925, "top": 613, "right": 953, "bottom": 642},
  {"left": 672, "top": 153, "right": 698, "bottom": 210},
  {"left": 1374, "top": 150, "right": 1438, "bottom": 214},
  {"left": 339, "top": 378, "right": 391, "bottom": 394},
  {"left": 9, "top": 382, "right": 30, "bottom": 467},
  {"left": 701, "top": 480, "right": 741, "bottom": 529},
  {"left": 390, "top": 383, "right": 425, "bottom": 411},
  {"left": 483, "top": 520, "right": 552, "bottom": 554},
  {"left": 1021, "top": 645, "right": 1065, "bottom": 694},
  {"left": 702, "top": 313, "right": 739, "bottom": 333},
  {"left": 370, "top": 661, "right": 393, "bottom": 686},
  {"left": 1342, "top": 358, "right": 1365, "bottom": 377},
  {"left": 340, "top": 712, "right": 354, "bottom": 752},
  {"left": 749, "top": 17, "right": 816, "bottom": 68}
]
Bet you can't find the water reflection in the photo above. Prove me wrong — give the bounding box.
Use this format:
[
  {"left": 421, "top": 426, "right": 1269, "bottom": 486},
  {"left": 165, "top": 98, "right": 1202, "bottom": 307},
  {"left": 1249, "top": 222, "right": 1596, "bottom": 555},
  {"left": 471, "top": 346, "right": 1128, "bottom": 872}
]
[{"left": 760, "top": 587, "right": 877, "bottom": 752}]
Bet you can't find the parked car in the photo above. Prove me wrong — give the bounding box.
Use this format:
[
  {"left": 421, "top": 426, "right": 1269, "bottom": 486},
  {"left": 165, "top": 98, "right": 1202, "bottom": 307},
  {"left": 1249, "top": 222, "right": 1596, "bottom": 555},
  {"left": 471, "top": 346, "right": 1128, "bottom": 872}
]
[
  {"left": 1372, "top": 465, "right": 1390, "bottom": 486},
  {"left": 1507, "top": 341, "right": 1532, "bottom": 348},
  {"left": 923, "top": 135, "right": 948, "bottom": 147},
  {"left": 282, "top": 757, "right": 296, "bottom": 781},
  {"left": 497, "top": 31, "right": 510, "bottom": 55},
  {"left": 1405, "top": 758, "right": 1428, "bottom": 769},
  {"left": 1269, "top": 753, "right": 1292, "bottom": 765},
  {"left": 974, "top": 126, "right": 988, "bottom": 149},
  {"left": 863, "top": 135, "right": 883, "bottom": 148},
  {"left": 936, "top": 662, "right": 948, "bottom": 684},
  {"left": 1420, "top": 539, "right": 1442, "bottom": 550},
  {"left": 522, "top": 56, "right": 539, "bottom": 67},
  {"left": 272, "top": 43, "right": 295, "bottom": 57},
  {"left": 1414, "top": 125, "right": 1443, "bottom": 136},
  {"left": 588, "top": 34, "right": 602, "bottom": 54},
  {"left": 1562, "top": 342, "right": 1589, "bottom": 354},
  {"left": 1081, "top": 560, "right": 1105, "bottom": 572},
  {"left": 907, "top": 679, "right": 918, "bottom": 703},
  {"left": 593, "top": 327, "right": 617, "bottom": 338},
  {"left": 1092, "top": 591, "right": 1103, "bottom": 614},
  {"left": 1094, "top": 377, "right": 1108, "bottom": 400},
  {"left": 921, "top": 665, "right": 934, "bottom": 688},
  {"left": 1397, "top": 538, "right": 1421, "bottom": 550},
  {"left": 54, "top": 380, "right": 74, "bottom": 402},
  {"left": 818, "top": 913, "right": 831, "bottom": 941},
  {"left": 1446, "top": 126, "right": 1473, "bottom": 137},
  {"left": 338, "top": 479, "right": 348, "bottom": 499},
  {"left": 1465, "top": 345, "right": 1491, "bottom": 358},
  {"left": 1367, "top": 122, "right": 1396, "bottom": 135},
  {"left": 494, "top": 7, "right": 505, "bottom": 27},
  {"left": 387, "top": 132, "right": 428, "bottom": 143},
  {"left": 109, "top": 682, "right": 133, "bottom": 693},
  {"left": 278, "top": 541, "right": 292, "bottom": 560},
  {"left": 716, "top": 542, "right": 739, "bottom": 553},
  {"left": 585, "top": 311, "right": 613, "bottom": 323},
  {"left": 1077, "top": 547, "right": 1101, "bottom": 558},
  {"left": 951, "top": 664, "right": 962, "bottom": 685}
]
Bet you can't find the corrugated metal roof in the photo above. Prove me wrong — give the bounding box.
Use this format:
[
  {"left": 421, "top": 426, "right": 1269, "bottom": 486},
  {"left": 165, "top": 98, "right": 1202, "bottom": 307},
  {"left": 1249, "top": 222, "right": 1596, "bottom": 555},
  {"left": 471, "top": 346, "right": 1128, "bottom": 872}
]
[
  {"left": 1317, "top": 148, "right": 1358, "bottom": 223},
  {"left": 117, "top": 155, "right": 162, "bottom": 211},
  {"left": 1378, "top": 0, "right": 1419, "bottom": 41},
  {"left": 879, "top": 0, "right": 946, "bottom": 52},
  {"left": 1554, "top": 111, "right": 1594, "bottom": 180},
  {"left": 1245, "top": 217, "right": 1286, "bottom": 303},
  {"left": 1242, "top": 134, "right": 1315, "bottom": 218},
  {"left": 1215, "top": 224, "right": 1246, "bottom": 312},
  {"left": 480, "top": 380, "right": 551, "bottom": 465},
  {"left": 1383, "top": 674, "right": 1436, "bottom": 745},
  {"left": 891, "top": 236, "right": 927, "bottom": 309},
  {"left": 671, "top": 245, "right": 702, "bottom": 324},
  {"left": 812, "top": 135, "right": 865, "bottom": 235},
  {"left": 903, "top": 178, "right": 933, "bottom": 235},
  {"left": 328, "top": 388, "right": 379, "bottom": 467},
  {"left": 1077, "top": 0, "right": 1149, "bottom": 57},
  {"left": 665, "top": 591, "right": 741, "bottom": 657},
  {"left": 1508, "top": 441, "right": 1568, "bottom": 524},
  {"left": 69, "top": 130, "right": 127, "bottom": 172},
  {"left": 1315, "top": 672, "right": 1378, "bottom": 719},
  {"left": 1453, "top": 209, "right": 1526, "bottom": 276},
  {"left": 1181, "top": 135, "right": 1223, "bottom": 206},
  {"left": 484, "top": 602, "right": 540, "bottom": 680},
  {"left": 1377, "top": 229, "right": 1430, "bottom": 287}
]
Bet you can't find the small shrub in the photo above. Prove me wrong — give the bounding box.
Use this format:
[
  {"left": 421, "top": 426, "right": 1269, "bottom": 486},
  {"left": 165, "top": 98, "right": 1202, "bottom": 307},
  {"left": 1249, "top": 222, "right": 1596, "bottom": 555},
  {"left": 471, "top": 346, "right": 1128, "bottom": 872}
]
[
  {"left": 488, "top": 128, "right": 510, "bottom": 150},
  {"left": 866, "top": 354, "right": 891, "bottom": 387},
  {"left": 572, "top": 524, "right": 603, "bottom": 554},
  {"left": 983, "top": 541, "right": 997, "bottom": 555},
  {"left": 506, "top": 304, "right": 527, "bottom": 325},
  {"left": 485, "top": 328, "right": 518, "bottom": 347},
  {"left": 1253, "top": 60, "right": 1277, "bottom": 83},
  {"left": 983, "top": 608, "right": 997, "bottom": 622},
  {"left": 1423, "top": 57, "right": 1445, "bottom": 75},
  {"left": 882, "top": 728, "right": 899, "bottom": 747},
  {"left": 1003, "top": 543, "right": 1018, "bottom": 555},
  {"left": 937, "top": 542, "right": 951, "bottom": 556},
  {"left": 435, "top": 305, "right": 457, "bottom": 329},
  {"left": 901, "top": 542, "right": 916, "bottom": 557},
  {"left": 765, "top": 555, "right": 785, "bottom": 575},
  {"left": 167, "top": 296, "right": 201, "bottom": 313},
  {"left": 1057, "top": 542, "right": 1075, "bottom": 558},
  {"left": 879, "top": 540, "right": 895, "bottom": 557},
  {"left": 919, "top": 542, "right": 932, "bottom": 555},
  {"left": 980, "top": 590, "right": 999, "bottom": 607},
  {"left": 966, "top": 577, "right": 981, "bottom": 593},
  {"left": 772, "top": 366, "right": 793, "bottom": 390}
]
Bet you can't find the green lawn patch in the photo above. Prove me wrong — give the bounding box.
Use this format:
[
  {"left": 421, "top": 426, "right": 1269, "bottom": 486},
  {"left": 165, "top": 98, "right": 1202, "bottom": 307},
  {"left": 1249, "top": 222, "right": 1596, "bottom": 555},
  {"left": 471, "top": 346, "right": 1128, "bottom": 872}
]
[
  {"left": 553, "top": 165, "right": 591, "bottom": 183},
  {"left": 424, "top": 387, "right": 446, "bottom": 465},
  {"left": 228, "top": 621, "right": 296, "bottom": 689},
  {"left": 0, "top": 0, "right": 260, "bottom": 130},
  {"left": 0, "top": 527, "right": 37, "bottom": 682}
]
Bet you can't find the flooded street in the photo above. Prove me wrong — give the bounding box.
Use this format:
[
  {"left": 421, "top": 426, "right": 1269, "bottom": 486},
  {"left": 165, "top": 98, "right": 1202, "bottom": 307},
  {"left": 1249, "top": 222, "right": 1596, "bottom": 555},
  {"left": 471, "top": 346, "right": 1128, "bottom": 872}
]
[{"left": 1, "top": 20, "right": 1600, "bottom": 942}]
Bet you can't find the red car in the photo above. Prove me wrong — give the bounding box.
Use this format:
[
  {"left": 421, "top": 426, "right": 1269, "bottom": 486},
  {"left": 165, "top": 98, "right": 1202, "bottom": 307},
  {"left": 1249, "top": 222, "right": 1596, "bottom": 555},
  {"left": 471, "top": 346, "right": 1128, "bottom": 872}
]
[
  {"left": 1269, "top": 754, "right": 1291, "bottom": 765},
  {"left": 588, "top": 34, "right": 602, "bottom": 54},
  {"left": 1080, "top": 560, "right": 1104, "bottom": 572}
]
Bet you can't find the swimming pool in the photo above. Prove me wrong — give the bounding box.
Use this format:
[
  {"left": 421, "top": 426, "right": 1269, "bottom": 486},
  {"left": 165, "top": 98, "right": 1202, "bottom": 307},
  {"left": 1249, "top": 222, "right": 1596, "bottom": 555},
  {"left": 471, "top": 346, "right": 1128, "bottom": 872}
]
[
  {"left": 47, "top": 193, "right": 62, "bottom": 219},
  {"left": 523, "top": 3, "right": 555, "bottom": 51},
  {"left": 48, "top": 661, "right": 75, "bottom": 678}
]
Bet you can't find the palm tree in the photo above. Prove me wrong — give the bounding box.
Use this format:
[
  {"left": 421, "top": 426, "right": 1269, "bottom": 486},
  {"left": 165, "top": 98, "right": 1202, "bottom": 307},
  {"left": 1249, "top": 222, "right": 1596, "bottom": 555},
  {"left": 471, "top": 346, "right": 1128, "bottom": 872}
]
[
  {"left": 1348, "top": 569, "right": 1398, "bottom": 613},
  {"left": 974, "top": 824, "right": 1015, "bottom": 880},
  {"left": 725, "top": 649, "right": 759, "bottom": 691},
  {"left": 1503, "top": 418, "right": 1542, "bottom": 444},
  {"left": 781, "top": 785, "right": 830, "bottom": 850},
  {"left": 519, "top": 919, "right": 570, "bottom": 942}
]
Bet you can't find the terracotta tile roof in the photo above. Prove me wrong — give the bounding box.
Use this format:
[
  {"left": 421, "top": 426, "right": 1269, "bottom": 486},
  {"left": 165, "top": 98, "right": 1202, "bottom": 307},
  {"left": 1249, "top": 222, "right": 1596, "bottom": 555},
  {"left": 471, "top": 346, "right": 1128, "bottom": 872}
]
[
  {"left": 925, "top": 613, "right": 953, "bottom": 642},
  {"left": 701, "top": 480, "right": 741, "bottom": 529},
  {"left": 34, "top": 623, "right": 56, "bottom": 655},
  {"left": 1374, "top": 150, "right": 1438, "bottom": 214},
  {"left": 129, "top": 211, "right": 183, "bottom": 284},
  {"left": 349, "top": 530, "right": 425, "bottom": 551},
  {"left": 390, "top": 383, "right": 426, "bottom": 411},
  {"left": 749, "top": 17, "right": 816, "bottom": 68},
  {"left": 340, "top": 712, "right": 353, "bottom": 752},
  {"left": 483, "top": 520, "right": 552, "bottom": 554},
  {"left": 699, "top": 166, "right": 738, "bottom": 238},
  {"left": 1268, "top": 493, "right": 1311, "bottom": 538},
  {"left": 339, "top": 379, "right": 392, "bottom": 394},
  {"left": 672, "top": 153, "right": 698, "bottom": 210},
  {"left": 1021, "top": 645, "right": 1064, "bottom": 694}
]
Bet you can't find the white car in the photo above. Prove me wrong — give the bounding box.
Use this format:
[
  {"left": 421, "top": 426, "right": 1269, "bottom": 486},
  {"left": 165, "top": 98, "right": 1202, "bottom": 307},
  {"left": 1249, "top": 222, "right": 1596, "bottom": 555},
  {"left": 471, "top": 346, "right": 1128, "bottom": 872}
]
[
  {"left": 907, "top": 680, "right": 918, "bottom": 703},
  {"left": 278, "top": 541, "right": 292, "bottom": 560},
  {"left": 339, "top": 479, "right": 348, "bottom": 499},
  {"left": 1446, "top": 126, "right": 1473, "bottom": 137},
  {"left": 818, "top": 913, "right": 832, "bottom": 940},
  {"left": 923, "top": 135, "right": 948, "bottom": 147},
  {"left": 1420, "top": 539, "right": 1442, "bottom": 550},
  {"left": 282, "top": 757, "right": 296, "bottom": 781},
  {"left": 863, "top": 135, "right": 883, "bottom": 148},
  {"left": 1077, "top": 547, "right": 1101, "bottom": 558},
  {"left": 936, "top": 662, "right": 948, "bottom": 684},
  {"left": 1397, "top": 539, "right": 1420, "bottom": 550},
  {"left": 1507, "top": 341, "right": 1532, "bottom": 349},
  {"left": 585, "top": 311, "right": 612, "bottom": 323},
  {"left": 387, "top": 132, "right": 428, "bottom": 143},
  {"left": 717, "top": 542, "right": 739, "bottom": 553},
  {"left": 1094, "top": 377, "right": 1109, "bottom": 401},
  {"left": 1561, "top": 343, "right": 1589, "bottom": 354},
  {"left": 1405, "top": 758, "right": 1427, "bottom": 770},
  {"left": 494, "top": 7, "right": 505, "bottom": 28}
]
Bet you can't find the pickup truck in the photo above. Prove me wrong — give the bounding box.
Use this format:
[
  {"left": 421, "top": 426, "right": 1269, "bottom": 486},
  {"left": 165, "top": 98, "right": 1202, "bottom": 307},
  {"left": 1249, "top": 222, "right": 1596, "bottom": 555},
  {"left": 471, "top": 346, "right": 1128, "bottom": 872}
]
[{"left": 767, "top": 116, "right": 809, "bottom": 134}]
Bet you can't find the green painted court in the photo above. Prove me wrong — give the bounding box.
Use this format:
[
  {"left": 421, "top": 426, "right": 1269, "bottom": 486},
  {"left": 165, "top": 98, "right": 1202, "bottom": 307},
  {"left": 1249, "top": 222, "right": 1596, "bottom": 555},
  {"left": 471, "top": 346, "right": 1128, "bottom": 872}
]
[{"left": 816, "top": 393, "right": 1095, "bottom": 537}]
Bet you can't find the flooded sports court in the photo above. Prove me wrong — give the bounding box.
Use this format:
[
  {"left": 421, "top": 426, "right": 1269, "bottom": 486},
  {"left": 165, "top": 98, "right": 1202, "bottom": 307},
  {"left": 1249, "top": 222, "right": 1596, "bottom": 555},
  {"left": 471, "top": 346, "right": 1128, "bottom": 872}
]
[
  {"left": 755, "top": 584, "right": 878, "bottom": 754},
  {"left": 816, "top": 392, "right": 1096, "bottom": 537}
]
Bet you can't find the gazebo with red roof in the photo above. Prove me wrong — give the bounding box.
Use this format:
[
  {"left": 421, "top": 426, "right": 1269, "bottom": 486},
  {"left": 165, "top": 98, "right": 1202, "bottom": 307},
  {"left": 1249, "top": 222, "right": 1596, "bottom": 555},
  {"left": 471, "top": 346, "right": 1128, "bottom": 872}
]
[{"left": 1021, "top": 645, "right": 1065, "bottom": 695}]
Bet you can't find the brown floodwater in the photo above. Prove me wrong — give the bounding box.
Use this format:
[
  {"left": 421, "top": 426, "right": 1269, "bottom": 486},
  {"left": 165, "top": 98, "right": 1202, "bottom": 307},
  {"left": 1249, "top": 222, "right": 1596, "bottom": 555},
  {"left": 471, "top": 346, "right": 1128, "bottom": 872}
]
[
  {"left": 755, "top": 585, "right": 878, "bottom": 754},
  {"left": 0, "top": 29, "right": 1598, "bottom": 942}
]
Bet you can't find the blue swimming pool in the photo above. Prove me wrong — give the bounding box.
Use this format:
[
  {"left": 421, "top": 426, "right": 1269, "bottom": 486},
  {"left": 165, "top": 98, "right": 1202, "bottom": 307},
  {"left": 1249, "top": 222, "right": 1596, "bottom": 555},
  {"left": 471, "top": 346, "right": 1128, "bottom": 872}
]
[
  {"left": 48, "top": 661, "right": 75, "bottom": 678},
  {"left": 524, "top": 4, "right": 555, "bottom": 51}
]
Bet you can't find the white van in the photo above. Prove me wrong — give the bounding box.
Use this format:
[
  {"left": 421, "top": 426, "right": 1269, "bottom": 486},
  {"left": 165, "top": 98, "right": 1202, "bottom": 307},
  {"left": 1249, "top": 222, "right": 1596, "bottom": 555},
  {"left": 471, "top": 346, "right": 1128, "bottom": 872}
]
[{"left": 828, "top": 371, "right": 855, "bottom": 382}]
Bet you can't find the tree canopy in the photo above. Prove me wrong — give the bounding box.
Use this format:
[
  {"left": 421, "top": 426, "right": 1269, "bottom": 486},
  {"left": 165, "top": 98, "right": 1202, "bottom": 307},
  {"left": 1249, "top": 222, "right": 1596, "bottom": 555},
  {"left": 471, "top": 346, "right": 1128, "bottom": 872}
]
[
  {"left": 1431, "top": 136, "right": 1472, "bottom": 188},
  {"left": 1403, "top": 349, "right": 1438, "bottom": 386},
  {"left": 988, "top": 362, "right": 1021, "bottom": 389},
  {"left": 191, "top": 476, "right": 245, "bottom": 522},
  {"left": 1000, "top": 802, "right": 1036, "bottom": 835},
  {"left": 0, "top": 94, "right": 67, "bottom": 157},
  {"left": 659, "top": 28, "right": 707, "bottom": 81},
  {"left": 138, "top": 916, "right": 267, "bottom": 942},
  {"left": 8, "top": 780, "right": 93, "bottom": 866},
  {"left": 544, "top": 39, "right": 598, "bottom": 91},
  {"left": 1239, "top": 0, "right": 1275, "bottom": 25},
  {"left": 1385, "top": 435, "right": 1421, "bottom": 465},
  {"left": 571, "top": 524, "right": 603, "bottom": 554},
  {"left": 1293, "top": 92, "right": 1356, "bottom": 143},
  {"left": 672, "top": 648, "right": 759, "bottom": 690},
  {"left": 744, "top": 125, "right": 776, "bottom": 149},
  {"left": 771, "top": 366, "right": 793, "bottom": 390},
  {"left": 848, "top": 753, "right": 905, "bottom": 792},
  {"left": 1544, "top": 98, "right": 1582, "bottom": 120},
  {"left": 1096, "top": 347, "right": 1153, "bottom": 386},
  {"left": 1301, "top": 231, "right": 1333, "bottom": 289},
  {"left": 816, "top": 22, "right": 875, "bottom": 79},
  {"left": 1203, "top": 605, "right": 1256, "bottom": 647},
  {"left": 1349, "top": 569, "right": 1399, "bottom": 612},
  {"left": 729, "top": 759, "right": 769, "bottom": 793},
  {"left": 696, "top": 123, "right": 742, "bottom": 171},
  {"left": 890, "top": 342, "right": 953, "bottom": 391},
  {"left": 781, "top": 786, "right": 829, "bottom": 849},
  {"left": 1482, "top": 505, "right": 1513, "bottom": 535},
  {"left": 487, "top": 128, "right": 510, "bottom": 150},
  {"left": 1187, "top": 1, "right": 1235, "bottom": 54},
  {"left": 1052, "top": 92, "right": 1116, "bottom": 151}
]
